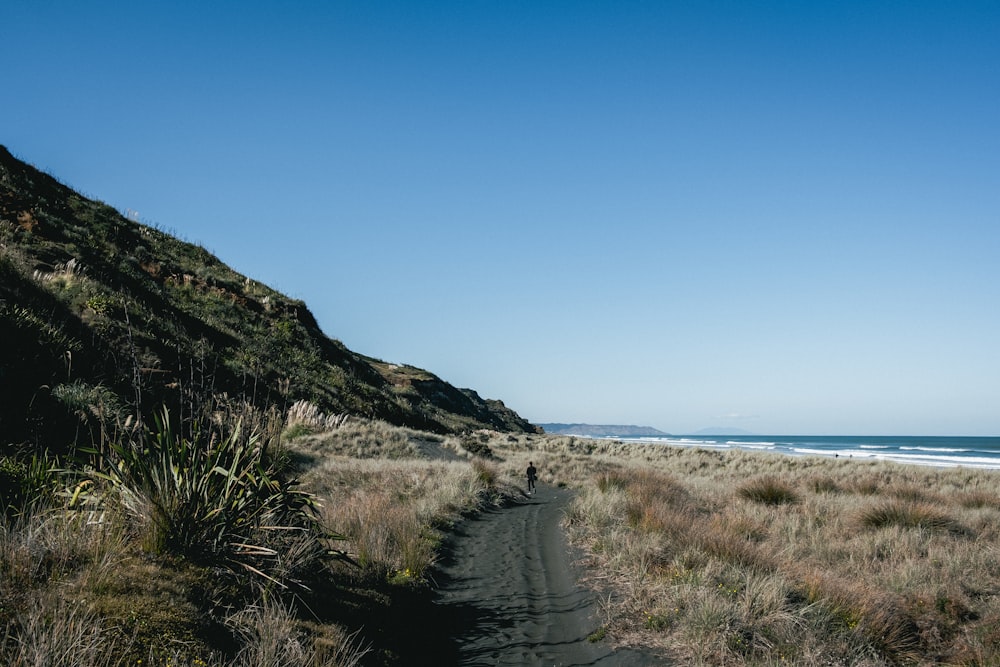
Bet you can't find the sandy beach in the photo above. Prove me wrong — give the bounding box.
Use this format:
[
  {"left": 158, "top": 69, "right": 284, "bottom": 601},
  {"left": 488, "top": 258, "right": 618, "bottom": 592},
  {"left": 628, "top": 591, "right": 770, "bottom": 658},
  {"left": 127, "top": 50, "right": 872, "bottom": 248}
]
[{"left": 432, "top": 484, "right": 659, "bottom": 666}]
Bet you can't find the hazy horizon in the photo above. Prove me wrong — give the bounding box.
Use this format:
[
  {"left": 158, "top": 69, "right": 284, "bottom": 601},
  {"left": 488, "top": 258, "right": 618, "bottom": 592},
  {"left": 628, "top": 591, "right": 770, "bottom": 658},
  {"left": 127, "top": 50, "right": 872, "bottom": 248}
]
[
  {"left": 540, "top": 424, "right": 1000, "bottom": 438},
  {"left": 5, "top": 2, "right": 998, "bottom": 436}
]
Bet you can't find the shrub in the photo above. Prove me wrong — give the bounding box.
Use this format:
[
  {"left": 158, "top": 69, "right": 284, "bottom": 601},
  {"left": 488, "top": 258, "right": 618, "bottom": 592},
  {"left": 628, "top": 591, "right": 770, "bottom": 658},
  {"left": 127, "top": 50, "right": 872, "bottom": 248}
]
[
  {"left": 96, "top": 406, "right": 341, "bottom": 585},
  {"left": 0, "top": 451, "right": 59, "bottom": 518},
  {"left": 51, "top": 380, "right": 120, "bottom": 420},
  {"left": 460, "top": 432, "right": 494, "bottom": 459}
]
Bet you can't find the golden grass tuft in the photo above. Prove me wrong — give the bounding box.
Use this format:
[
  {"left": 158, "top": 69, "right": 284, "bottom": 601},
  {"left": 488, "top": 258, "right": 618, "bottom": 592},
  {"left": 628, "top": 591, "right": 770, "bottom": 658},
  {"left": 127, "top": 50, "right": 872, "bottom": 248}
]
[
  {"left": 291, "top": 418, "right": 420, "bottom": 459},
  {"left": 859, "top": 499, "right": 965, "bottom": 533},
  {"left": 956, "top": 490, "right": 1000, "bottom": 510},
  {"left": 738, "top": 476, "right": 799, "bottom": 505},
  {"left": 807, "top": 474, "right": 842, "bottom": 494},
  {"left": 472, "top": 458, "right": 500, "bottom": 489},
  {"left": 227, "top": 598, "right": 369, "bottom": 667},
  {"left": 798, "top": 571, "right": 923, "bottom": 663}
]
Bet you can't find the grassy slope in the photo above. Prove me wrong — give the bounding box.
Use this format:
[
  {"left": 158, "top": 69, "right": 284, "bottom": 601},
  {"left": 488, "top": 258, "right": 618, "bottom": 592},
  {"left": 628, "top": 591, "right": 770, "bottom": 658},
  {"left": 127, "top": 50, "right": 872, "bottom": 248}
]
[{"left": 0, "top": 144, "right": 535, "bottom": 449}]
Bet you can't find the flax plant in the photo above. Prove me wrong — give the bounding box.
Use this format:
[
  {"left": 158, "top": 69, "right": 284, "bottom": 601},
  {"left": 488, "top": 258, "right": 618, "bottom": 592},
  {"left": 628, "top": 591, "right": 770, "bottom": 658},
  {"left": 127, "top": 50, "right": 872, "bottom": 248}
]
[{"left": 96, "top": 406, "right": 339, "bottom": 585}]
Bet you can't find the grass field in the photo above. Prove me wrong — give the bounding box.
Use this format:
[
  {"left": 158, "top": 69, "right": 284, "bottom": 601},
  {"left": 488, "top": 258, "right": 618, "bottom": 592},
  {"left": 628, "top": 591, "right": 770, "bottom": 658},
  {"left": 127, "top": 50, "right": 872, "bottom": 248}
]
[
  {"left": 4, "top": 411, "right": 1000, "bottom": 665},
  {"left": 493, "top": 436, "right": 1000, "bottom": 666}
]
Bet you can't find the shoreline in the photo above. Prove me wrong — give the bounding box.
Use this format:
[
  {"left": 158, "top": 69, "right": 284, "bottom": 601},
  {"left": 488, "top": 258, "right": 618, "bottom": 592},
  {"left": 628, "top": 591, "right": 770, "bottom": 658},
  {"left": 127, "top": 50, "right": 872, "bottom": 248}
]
[
  {"left": 573, "top": 434, "right": 1000, "bottom": 470},
  {"left": 524, "top": 432, "right": 1000, "bottom": 664}
]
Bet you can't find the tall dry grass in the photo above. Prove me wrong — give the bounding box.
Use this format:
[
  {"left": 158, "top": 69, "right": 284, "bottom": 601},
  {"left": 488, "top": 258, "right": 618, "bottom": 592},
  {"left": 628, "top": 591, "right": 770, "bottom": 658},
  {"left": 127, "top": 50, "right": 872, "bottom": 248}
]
[
  {"left": 496, "top": 436, "right": 1000, "bottom": 666},
  {"left": 2, "top": 594, "right": 115, "bottom": 667},
  {"left": 13, "top": 409, "right": 999, "bottom": 666},
  {"left": 290, "top": 418, "right": 424, "bottom": 459},
  {"left": 297, "top": 450, "right": 515, "bottom": 582},
  {"left": 1, "top": 412, "right": 464, "bottom": 666},
  {"left": 225, "top": 598, "right": 370, "bottom": 667}
]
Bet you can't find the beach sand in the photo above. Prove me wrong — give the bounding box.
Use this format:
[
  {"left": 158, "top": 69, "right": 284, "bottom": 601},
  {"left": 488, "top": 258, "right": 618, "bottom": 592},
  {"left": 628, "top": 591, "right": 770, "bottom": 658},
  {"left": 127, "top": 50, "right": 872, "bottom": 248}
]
[{"left": 431, "top": 485, "right": 659, "bottom": 666}]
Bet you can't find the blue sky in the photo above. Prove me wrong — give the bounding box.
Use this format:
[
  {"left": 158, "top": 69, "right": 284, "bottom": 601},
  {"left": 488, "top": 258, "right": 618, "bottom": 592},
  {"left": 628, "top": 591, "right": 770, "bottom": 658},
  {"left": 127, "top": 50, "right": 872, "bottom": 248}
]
[{"left": 4, "top": 1, "right": 998, "bottom": 435}]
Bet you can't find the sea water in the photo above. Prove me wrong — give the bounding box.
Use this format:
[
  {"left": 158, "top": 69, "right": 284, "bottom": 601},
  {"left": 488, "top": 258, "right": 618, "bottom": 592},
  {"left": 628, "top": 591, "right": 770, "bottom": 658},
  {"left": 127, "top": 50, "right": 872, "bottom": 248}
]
[{"left": 616, "top": 435, "right": 1000, "bottom": 469}]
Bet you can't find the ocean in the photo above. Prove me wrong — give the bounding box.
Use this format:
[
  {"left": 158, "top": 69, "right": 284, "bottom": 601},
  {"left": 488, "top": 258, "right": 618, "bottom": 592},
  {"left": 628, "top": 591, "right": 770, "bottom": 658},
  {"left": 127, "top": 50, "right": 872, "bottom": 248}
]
[{"left": 616, "top": 435, "right": 1000, "bottom": 469}]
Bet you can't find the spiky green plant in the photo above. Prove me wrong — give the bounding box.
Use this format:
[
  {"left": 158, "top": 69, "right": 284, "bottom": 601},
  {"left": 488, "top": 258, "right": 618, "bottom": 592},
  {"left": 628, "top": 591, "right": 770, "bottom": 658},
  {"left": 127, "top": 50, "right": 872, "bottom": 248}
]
[
  {"left": 0, "top": 451, "right": 60, "bottom": 519},
  {"left": 96, "top": 406, "right": 343, "bottom": 585}
]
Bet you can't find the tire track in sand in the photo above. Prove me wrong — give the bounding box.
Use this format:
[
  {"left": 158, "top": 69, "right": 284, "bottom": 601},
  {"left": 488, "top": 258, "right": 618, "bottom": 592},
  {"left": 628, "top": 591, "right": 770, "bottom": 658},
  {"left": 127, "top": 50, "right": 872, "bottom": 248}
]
[{"left": 431, "top": 485, "right": 658, "bottom": 666}]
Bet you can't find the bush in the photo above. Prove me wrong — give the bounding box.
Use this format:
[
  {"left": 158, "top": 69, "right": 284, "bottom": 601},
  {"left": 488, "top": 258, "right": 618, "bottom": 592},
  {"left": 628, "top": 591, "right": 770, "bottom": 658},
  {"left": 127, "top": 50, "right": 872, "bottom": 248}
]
[
  {"left": 460, "top": 433, "right": 494, "bottom": 459},
  {"left": 96, "top": 406, "right": 343, "bottom": 585},
  {"left": 0, "top": 452, "right": 58, "bottom": 518}
]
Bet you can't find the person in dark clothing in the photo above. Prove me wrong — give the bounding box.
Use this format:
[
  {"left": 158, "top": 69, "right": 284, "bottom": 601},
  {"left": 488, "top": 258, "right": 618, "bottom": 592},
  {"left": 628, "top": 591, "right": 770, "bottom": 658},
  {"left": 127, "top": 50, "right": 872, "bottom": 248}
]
[{"left": 526, "top": 461, "right": 537, "bottom": 494}]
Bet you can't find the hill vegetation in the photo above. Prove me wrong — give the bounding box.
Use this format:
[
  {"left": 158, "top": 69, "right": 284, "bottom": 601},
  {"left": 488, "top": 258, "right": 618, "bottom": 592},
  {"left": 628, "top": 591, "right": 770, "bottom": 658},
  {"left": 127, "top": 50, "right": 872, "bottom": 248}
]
[
  {"left": 0, "top": 145, "right": 536, "bottom": 665},
  {"left": 0, "top": 144, "right": 535, "bottom": 452}
]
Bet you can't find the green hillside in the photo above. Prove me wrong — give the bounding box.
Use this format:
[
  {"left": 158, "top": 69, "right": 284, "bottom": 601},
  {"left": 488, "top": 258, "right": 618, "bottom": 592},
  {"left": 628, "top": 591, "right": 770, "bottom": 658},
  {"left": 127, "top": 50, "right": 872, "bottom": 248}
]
[{"left": 0, "top": 145, "right": 536, "bottom": 451}]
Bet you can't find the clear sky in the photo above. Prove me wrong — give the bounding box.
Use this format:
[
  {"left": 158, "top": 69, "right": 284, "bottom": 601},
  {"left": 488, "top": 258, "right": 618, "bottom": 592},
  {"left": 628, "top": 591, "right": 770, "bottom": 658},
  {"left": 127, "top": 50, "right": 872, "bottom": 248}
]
[{"left": 4, "top": 1, "right": 998, "bottom": 435}]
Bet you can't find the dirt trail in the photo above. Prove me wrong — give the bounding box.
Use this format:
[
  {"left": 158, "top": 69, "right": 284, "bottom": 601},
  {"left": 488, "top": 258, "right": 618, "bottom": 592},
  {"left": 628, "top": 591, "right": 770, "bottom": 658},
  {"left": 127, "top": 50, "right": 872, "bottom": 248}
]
[{"left": 430, "top": 484, "right": 658, "bottom": 666}]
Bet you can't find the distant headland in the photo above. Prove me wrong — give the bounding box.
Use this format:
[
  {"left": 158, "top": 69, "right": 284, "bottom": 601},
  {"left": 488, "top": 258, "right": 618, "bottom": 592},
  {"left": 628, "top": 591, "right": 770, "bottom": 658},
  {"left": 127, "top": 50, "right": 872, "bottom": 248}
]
[{"left": 538, "top": 423, "right": 670, "bottom": 438}]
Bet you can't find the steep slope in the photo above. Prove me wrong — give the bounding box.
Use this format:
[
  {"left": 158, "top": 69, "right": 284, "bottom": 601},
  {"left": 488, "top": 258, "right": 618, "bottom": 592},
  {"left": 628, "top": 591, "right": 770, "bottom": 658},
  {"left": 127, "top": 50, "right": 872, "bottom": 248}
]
[{"left": 0, "top": 145, "right": 536, "bottom": 448}]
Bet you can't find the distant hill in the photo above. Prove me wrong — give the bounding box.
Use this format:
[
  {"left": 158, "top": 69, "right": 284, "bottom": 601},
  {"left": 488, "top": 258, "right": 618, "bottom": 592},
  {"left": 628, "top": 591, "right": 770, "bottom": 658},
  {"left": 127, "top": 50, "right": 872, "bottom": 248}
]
[
  {"left": 0, "top": 145, "right": 537, "bottom": 447},
  {"left": 539, "top": 423, "right": 670, "bottom": 438}
]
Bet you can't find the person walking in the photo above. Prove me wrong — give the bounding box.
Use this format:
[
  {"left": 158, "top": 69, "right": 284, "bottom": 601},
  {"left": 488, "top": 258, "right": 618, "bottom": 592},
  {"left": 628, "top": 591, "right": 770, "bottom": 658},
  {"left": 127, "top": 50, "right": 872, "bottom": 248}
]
[{"left": 526, "top": 461, "right": 537, "bottom": 495}]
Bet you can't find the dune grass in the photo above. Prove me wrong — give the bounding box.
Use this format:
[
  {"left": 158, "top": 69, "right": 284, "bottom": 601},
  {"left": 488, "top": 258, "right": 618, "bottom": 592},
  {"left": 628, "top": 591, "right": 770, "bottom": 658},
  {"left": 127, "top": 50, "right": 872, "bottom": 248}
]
[
  {"left": 504, "top": 439, "right": 1000, "bottom": 666},
  {"left": 298, "top": 455, "right": 511, "bottom": 581},
  {"left": 0, "top": 402, "right": 523, "bottom": 665},
  {"left": 6, "top": 411, "right": 1000, "bottom": 666}
]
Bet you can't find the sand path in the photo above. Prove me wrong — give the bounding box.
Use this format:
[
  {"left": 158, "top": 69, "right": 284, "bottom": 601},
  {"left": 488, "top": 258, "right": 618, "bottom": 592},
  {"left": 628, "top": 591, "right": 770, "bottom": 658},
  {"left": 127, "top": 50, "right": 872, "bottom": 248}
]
[{"left": 431, "top": 484, "right": 658, "bottom": 666}]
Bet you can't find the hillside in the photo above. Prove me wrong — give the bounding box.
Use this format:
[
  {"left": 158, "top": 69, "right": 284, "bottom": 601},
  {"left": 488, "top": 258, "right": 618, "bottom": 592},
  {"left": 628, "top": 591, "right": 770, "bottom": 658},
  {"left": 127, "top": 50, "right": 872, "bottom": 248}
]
[{"left": 0, "top": 145, "right": 536, "bottom": 449}]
